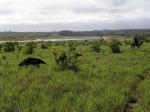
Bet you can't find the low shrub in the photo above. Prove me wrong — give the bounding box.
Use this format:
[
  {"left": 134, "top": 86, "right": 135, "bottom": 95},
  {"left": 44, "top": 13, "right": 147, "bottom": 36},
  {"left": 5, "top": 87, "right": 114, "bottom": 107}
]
[
  {"left": 91, "top": 42, "right": 101, "bottom": 53},
  {"left": 52, "top": 47, "right": 82, "bottom": 71},
  {"left": 41, "top": 43, "right": 48, "bottom": 49},
  {"left": 24, "top": 42, "right": 37, "bottom": 54},
  {"left": 0, "top": 44, "right": 3, "bottom": 52},
  {"left": 3, "top": 42, "right": 16, "bottom": 52},
  {"left": 68, "top": 42, "right": 76, "bottom": 51},
  {"left": 131, "top": 35, "right": 144, "bottom": 48},
  {"left": 109, "top": 40, "right": 122, "bottom": 53}
]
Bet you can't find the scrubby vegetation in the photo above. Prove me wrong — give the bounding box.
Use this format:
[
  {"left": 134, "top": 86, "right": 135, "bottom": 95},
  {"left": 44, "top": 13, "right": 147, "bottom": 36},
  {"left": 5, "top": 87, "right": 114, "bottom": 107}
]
[
  {"left": 0, "top": 38, "right": 149, "bottom": 112},
  {"left": 41, "top": 42, "right": 49, "bottom": 49},
  {"left": 52, "top": 44, "right": 81, "bottom": 71},
  {"left": 109, "top": 39, "right": 122, "bottom": 53},
  {"left": 91, "top": 42, "right": 101, "bottom": 53},
  {"left": 2, "top": 42, "right": 16, "bottom": 52},
  {"left": 24, "top": 42, "right": 37, "bottom": 54}
]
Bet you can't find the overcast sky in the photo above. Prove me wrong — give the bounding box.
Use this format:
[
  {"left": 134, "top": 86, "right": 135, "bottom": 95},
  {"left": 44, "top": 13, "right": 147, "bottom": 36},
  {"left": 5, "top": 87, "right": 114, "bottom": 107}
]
[{"left": 0, "top": 0, "right": 150, "bottom": 31}]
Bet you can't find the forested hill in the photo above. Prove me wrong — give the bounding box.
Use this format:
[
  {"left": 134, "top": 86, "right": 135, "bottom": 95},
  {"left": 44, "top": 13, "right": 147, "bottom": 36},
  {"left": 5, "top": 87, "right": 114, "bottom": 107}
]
[
  {"left": 0, "top": 29, "right": 150, "bottom": 37},
  {"left": 58, "top": 29, "right": 150, "bottom": 36}
]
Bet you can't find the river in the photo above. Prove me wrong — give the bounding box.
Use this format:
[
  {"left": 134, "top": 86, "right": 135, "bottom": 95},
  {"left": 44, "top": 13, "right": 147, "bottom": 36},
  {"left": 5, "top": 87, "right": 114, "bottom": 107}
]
[{"left": 0, "top": 36, "right": 109, "bottom": 43}]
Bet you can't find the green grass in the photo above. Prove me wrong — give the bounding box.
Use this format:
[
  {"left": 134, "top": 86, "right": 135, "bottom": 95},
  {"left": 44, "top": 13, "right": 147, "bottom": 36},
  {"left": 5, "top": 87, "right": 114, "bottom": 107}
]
[{"left": 0, "top": 41, "right": 149, "bottom": 112}]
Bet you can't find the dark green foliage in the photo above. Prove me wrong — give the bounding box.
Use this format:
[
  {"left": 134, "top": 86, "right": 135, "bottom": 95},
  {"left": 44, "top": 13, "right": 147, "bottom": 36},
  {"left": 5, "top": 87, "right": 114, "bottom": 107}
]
[
  {"left": 52, "top": 47, "right": 81, "bottom": 71},
  {"left": 41, "top": 43, "right": 48, "bottom": 49},
  {"left": 15, "top": 42, "right": 23, "bottom": 52},
  {"left": 24, "top": 42, "right": 37, "bottom": 54},
  {"left": 91, "top": 42, "right": 101, "bottom": 53},
  {"left": 0, "top": 44, "right": 3, "bottom": 52},
  {"left": 1, "top": 55, "right": 6, "bottom": 60},
  {"left": 134, "top": 35, "right": 150, "bottom": 43},
  {"left": 68, "top": 42, "right": 76, "bottom": 51},
  {"left": 3, "top": 42, "right": 16, "bottom": 52},
  {"left": 109, "top": 40, "right": 122, "bottom": 53},
  {"left": 47, "top": 41, "right": 52, "bottom": 46},
  {"left": 54, "top": 51, "right": 68, "bottom": 70},
  {"left": 131, "top": 35, "right": 143, "bottom": 48},
  {"left": 16, "top": 45, "right": 23, "bottom": 52}
]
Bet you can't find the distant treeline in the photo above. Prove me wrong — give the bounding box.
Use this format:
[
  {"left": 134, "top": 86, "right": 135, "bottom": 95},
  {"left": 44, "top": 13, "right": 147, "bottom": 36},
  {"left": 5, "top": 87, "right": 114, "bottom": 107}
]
[
  {"left": 58, "top": 29, "right": 150, "bottom": 37},
  {"left": 59, "top": 30, "right": 103, "bottom": 36},
  {"left": 0, "top": 29, "right": 150, "bottom": 37}
]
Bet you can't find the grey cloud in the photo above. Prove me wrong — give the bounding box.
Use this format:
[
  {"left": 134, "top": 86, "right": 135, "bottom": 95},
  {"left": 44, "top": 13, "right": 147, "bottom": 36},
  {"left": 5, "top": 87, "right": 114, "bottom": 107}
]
[
  {"left": 64, "top": 0, "right": 138, "bottom": 15},
  {"left": 110, "top": 0, "right": 129, "bottom": 6},
  {"left": 70, "top": 6, "right": 130, "bottom": 15},
  {"left": 0, "top": 9, "right": 15, "bottom": 15},
  {"left": 70, "top": 7, "right": 105, "bottom": 14},
  {"left": 1, "top": 18, "right": 150, "bottom": 32},
  {"left": 0, "top": 0, "right": 149, "bottom": 31}
]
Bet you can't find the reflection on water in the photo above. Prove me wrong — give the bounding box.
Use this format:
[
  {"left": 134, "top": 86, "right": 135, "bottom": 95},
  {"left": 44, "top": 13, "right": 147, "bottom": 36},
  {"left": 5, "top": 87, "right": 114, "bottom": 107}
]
[{"left": 0, "top": 36, "right": 109, "bottom": 43}]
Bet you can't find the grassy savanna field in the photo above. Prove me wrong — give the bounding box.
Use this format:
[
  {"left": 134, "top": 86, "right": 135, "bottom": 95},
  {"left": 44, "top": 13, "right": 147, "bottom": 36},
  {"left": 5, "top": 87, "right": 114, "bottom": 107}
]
[{"left": 0, "top": 39, "right": 149, "bottom": 112}]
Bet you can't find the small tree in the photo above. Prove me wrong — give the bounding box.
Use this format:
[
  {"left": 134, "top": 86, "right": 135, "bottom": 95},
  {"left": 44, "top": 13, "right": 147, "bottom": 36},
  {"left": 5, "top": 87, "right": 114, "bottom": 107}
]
[
  {"left": 109, "top": 40, "right": 122, "bottom": 53},
  {"left": 17, "top": 45, "right": 23, "bottom": 52},
  {"left": 68, "top": 42, "right": 76, "bottom": 51},
  {"left": 3, "top": 42, "right": 16, "bottom": 52},
  {"left": 0, "top": 44, "right": 3, "bottom": 52},
  {"left": 91, "top": 42, "right": 101, "bottom": 53},
  {"left": 131, "top": 35, "right": 144, "bottom": 48},
  {"left": 52, "top": 47, "right": 82, "bottom": 71},
  {"left": 41, "top": 42, "right": 48, "bottom": 49},
  {"left": 24, "top": 42, "right": 37, "bottom": 54}
]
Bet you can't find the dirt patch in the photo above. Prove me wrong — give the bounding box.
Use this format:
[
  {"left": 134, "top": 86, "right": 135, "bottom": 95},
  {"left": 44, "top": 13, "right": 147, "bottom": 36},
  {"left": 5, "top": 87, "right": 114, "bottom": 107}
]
[{"left": 123, "top": 97, "right": 138, "bottom": 112}]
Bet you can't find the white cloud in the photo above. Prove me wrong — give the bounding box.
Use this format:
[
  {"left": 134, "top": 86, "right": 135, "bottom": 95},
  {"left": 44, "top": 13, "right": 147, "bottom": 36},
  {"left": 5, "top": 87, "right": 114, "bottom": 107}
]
[{"left": 0, "top": 0, "right": 150, "bottom": 31}]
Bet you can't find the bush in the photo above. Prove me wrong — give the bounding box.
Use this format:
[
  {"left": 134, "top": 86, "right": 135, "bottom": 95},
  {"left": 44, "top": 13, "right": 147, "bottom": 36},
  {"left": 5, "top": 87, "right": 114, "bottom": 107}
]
[
  {"left": 16, "top": 45, "right": 23, "bottom": 52},
  {"left": 68, "top": 42, "right": 76, "bottom": 51},
  {"left": 131, "top": 35, "right": 144, "bottom": 48},
  {"left": 91, "top": 42, "right": 101, "bottom": 53},
  {"left": 109, "top": 40, "right": 122, "bottom": 53},
  {"left": 41, "top": 42, "right": 48, "bottom": 49},
  {"left": 0, "top": 44, "right": 3, "bottom": 52},
  {"left": 1, "top": 55, "right": 6, "bottom": 60},
  {"left": 24, "top": 42, "right": 37, "bottom": 54},
  {"left": 14, "top": 42, "right": 23, "bottom": 52},
  {"left": 52, "top": 47, "right": 82, "bottom": 71},
  {"left": 3, "top": 42, "right": 16, "bottom": 52}
]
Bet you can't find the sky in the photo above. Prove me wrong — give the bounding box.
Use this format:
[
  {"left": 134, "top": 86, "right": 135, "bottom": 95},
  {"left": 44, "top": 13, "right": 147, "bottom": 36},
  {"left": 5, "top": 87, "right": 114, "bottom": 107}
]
[{"left": 0, "top": 0, "right": 150, "bottom": 31}]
